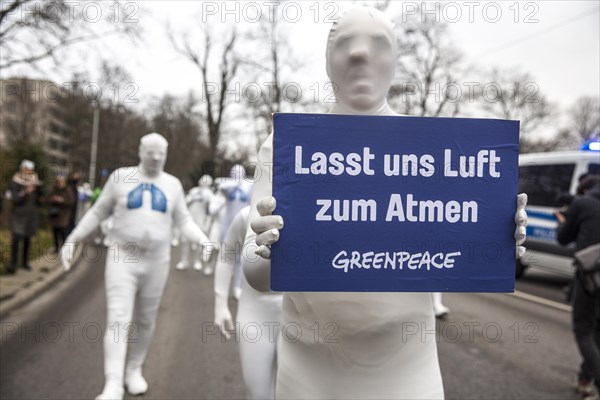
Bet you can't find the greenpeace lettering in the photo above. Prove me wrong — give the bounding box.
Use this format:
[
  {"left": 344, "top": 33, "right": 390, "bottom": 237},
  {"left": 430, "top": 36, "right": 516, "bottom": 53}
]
[
  {"left": 272, "top": 113, "right": 519, "bottom": 292},
  {"left": 331, "top": 250, "right": 461, "bottom": 273}
]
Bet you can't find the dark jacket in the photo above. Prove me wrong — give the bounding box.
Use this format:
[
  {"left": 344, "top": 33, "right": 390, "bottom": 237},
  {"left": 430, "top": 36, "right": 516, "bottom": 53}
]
[
  {"left": 557, "top": 184, "right": 600, "bottom": 251},
  {"left": 9, "top": 173, "right": 43, "bottom": 237},
  {"left": 48, "top": 186, "right": 75, "bottom": 228}
]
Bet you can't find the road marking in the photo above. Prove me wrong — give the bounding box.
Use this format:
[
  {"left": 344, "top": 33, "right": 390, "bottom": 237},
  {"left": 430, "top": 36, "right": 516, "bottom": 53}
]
[{"left": 509, "top": 290, "right": 572, "bottom": 312}]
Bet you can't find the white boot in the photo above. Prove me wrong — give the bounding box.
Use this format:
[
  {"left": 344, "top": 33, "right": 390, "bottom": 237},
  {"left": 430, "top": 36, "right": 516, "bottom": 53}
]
[
  {"left": 432, "top": 293, "right": 450, "bottom": 319},
  {"left": 233, "top": 286, "right": 242, "bottom": 301},
  {"left": 95, "top": 380, "right": 124, "bottom": 400},
  {"left": 434, "top": 304, "right": 450, "bottom": 319},
  {"left": 175, "top": 261, "right": 188, "bottom": 270},
  {"left": 125, "top": 368, "right": 148, "bottom": 395},
  {"left": 193, "top": 261, "right": 202, "bottom": 271}
]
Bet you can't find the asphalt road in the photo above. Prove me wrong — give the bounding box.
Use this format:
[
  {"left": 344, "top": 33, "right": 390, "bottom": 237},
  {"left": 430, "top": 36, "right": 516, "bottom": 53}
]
[
  {"left": 0, "top": 245, "right": 582, "bottom": 399},
  {"left": 0, "top": 246, "right": 244, "bottom": 400}
]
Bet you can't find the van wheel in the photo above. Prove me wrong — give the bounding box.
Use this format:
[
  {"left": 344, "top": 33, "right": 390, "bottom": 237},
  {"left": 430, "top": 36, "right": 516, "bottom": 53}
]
[{"left": 516, "top": 259, "right": 528, "bottom": 278}]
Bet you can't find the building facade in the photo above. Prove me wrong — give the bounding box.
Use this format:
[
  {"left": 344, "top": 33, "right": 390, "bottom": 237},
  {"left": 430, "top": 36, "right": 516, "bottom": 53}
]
[{"left": 0, "top": 78, "right": 71, "bottom": 166}]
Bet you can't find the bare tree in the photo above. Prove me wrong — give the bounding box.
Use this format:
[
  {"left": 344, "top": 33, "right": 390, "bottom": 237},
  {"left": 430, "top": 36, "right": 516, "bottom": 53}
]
[
  {"left": 476, "top": 68, "right": 555, "bottom": 137},
  {"left": 237, "top": 2, "right": 305, "bottom": 150},
  {"left": 0, "top": 0, "right": 138, "bottom": 70},
  {"left": 149, "top": 92, "right": 208, "bottom": 188},
  {"left": 59, "top": 67, "right": 149, "bottom": 181},
  {"left": 389, "top": 13, "right": 466, "bottom": 117},
  {"left": 519, "top": 133, "right": 570, "bottom": 153},
  {"left": 169, "top": 24, "right": 239, "bottom": 171},
  {"left": 569, "top": 96, "right": 600, "bottom": 141}
]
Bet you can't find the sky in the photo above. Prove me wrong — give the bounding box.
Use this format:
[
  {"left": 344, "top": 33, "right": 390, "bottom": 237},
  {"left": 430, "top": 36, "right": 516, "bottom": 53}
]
[{"left": 2, "top": 0, "right": 599, "bottom": 141}]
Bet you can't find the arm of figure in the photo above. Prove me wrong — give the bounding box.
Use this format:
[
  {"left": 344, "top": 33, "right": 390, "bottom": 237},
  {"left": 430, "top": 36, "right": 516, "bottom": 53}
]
[
  {"left": 208, "top": 194, "right": 225, "bottom": 216},
  {"left": 61, "top": 173, "right": 117, "bottom": 271},
  {"left": 556, "top": 198, "right": 582, "bottom": 246},
  {"left": 214, "top": 261, "right": 234, "bottom": 340},
  {"left": 173, "top": 180, "right": 210, "bottom": 246},
  {"left": 515, "top": 193, "right": 528, "bottom": 259},
  {"left": 11, "top": 182, "right": 28, "bottom": 206},
  {"left": 64, "top": 187, "right": 76, "bottom": 208},
  {"left": 214, "top": 209, "right": 247, "bottom": 339},
  {"left": 185, "top": 192, "right": 194, "bottom": 207},
  {"left": 243, "top": 133, "right": 284, "bottom": 292}
]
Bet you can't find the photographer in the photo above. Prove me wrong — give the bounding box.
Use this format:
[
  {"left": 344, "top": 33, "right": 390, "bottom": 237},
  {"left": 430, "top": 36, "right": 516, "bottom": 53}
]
[{"left": 555, "top": 175, "right": 600, "bottom": 399}]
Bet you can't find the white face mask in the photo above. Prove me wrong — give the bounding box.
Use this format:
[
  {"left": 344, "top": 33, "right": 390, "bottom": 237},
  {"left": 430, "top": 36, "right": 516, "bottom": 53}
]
[
  {"left": 199, "top": 175, "right": 213, "bottom": 188},
  {"left": 139, "top": 142, "right": 167, "bottom": 176},
  {"left": 326, "top": 8, "right": 396, "bottom": 114}
]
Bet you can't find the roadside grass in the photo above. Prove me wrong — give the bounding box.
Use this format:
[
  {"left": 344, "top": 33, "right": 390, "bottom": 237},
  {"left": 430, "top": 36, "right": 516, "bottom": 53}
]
[{"left": 0, "top": 229, "right": 54, "bottom": 275}]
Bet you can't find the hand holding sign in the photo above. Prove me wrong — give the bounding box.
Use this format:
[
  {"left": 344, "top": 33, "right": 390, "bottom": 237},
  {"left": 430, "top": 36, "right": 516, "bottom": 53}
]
[
  {"left": 515, "top": 193, "right": 528, "bottom": 258},
  {"left": 252, "top": 196, "right": 284, "bottom": 260}
]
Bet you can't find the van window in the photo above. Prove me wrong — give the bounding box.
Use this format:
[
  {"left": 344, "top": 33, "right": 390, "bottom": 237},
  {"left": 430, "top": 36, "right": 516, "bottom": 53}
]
[
  {"left": 519, "top": 164, "right": 575, "bottom": 207},
  {"left": 589, "top": 164, "right": 600, "bottom": 175}
]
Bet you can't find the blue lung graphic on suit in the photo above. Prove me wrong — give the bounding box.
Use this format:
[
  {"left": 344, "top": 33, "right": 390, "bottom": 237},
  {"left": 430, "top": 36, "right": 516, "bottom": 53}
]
[
  {"left": 228, "top": 187, "right": 248, "bottom": 202},
  {"left": 127, "top": 183, "right": 167, "bottom": 212}
]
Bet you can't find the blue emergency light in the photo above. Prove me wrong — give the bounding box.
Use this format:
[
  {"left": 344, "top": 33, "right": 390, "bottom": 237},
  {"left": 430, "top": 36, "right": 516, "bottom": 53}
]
[{"left": 581, "top": 139, "right": 600, "bottom": 151}]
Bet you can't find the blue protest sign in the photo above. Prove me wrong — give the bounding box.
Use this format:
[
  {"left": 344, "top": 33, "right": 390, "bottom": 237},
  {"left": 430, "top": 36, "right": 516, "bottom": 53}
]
[{"left": 271, "top": 113, "right": 519, "bottom": 292}]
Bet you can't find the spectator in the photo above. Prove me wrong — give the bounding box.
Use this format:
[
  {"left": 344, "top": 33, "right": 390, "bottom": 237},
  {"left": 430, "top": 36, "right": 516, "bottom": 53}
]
[
  {"left": 67, "top": 171, "right": 81, "bottom": 234},
  {"left": 556, "top": 175, "right": 600, "bottom": 400},
  {"left": 48, "top": 175, "right": 75, "bottom": 252},
  {"left": 76, "top": 182, "right": 93, "bottom": 222},
  {"left": 8, "top": 160, "right": 43, "bottom": 274}
]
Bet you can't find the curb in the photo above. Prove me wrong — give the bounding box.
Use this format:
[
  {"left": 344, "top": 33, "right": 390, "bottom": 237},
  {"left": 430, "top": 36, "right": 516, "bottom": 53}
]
[{"left": 0, "top": 246, "right": 84, "bottom": 320}]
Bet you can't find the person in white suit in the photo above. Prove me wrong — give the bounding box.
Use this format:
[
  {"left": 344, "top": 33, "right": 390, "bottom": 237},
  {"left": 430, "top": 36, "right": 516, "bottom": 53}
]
[
  {"left": 216, "top": 165, "right": 253, "bottom": 299},
  {"left": 214, "top": 205, "right": 283, "bottom": 399},
  {"left": 176, "top": 175, "right": 215, "bottom": 273},
  {"left": 61, "top": 133, "right": 210, "bottom": 400},
  {"left": 244, "top": 7, "right": 528, "bottom": 399}
]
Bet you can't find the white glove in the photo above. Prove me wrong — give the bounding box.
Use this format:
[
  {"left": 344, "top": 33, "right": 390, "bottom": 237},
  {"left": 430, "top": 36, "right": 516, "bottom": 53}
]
[
  {"left": 251, "top": 196, "right": 284, "bottom": 259},
  {"left": 515, "top": 193, "right": 528, "bottom": 259},
  {"left": 214, "top": 295, "right": 235, "bottom": 340},
  {"left": 61, "top": 241, "right": 76, "bottom": 272}
]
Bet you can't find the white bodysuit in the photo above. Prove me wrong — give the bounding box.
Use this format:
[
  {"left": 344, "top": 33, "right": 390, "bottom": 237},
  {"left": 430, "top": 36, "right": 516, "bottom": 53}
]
[
  {"left": 177, "top": 185, "right": 215, "bottom": 271},
  {"left": 188, "top": 185, "right": 214, "bottom": 233},
  {"left": 67, "top": 165, "right": 207, "bottom": 398},
  {"left": 218, "top": 166, "right": 253, "bottom": 293},
  {"left": 246, "top": 6, "right": 525, "bottom": 398},
  {"left": 214, "top": 206, "right": 283, "bottom": 399},
  {"left": 245, "top": 133, "right": 444, "bottom": 399}
]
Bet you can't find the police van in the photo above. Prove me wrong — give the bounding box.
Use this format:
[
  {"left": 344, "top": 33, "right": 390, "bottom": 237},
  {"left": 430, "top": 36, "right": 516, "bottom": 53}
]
[{"left": 517, "top": 143, "right": 600, "bottom": 278}]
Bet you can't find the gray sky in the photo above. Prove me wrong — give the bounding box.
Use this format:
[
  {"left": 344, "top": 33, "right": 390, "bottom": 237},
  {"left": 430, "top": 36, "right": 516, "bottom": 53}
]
[
  {"left": 3, "top": 1, "right": 599, "bottom": 140},
  {"left": 137, "top": 1, "right": 600, "bottom": 109}
]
